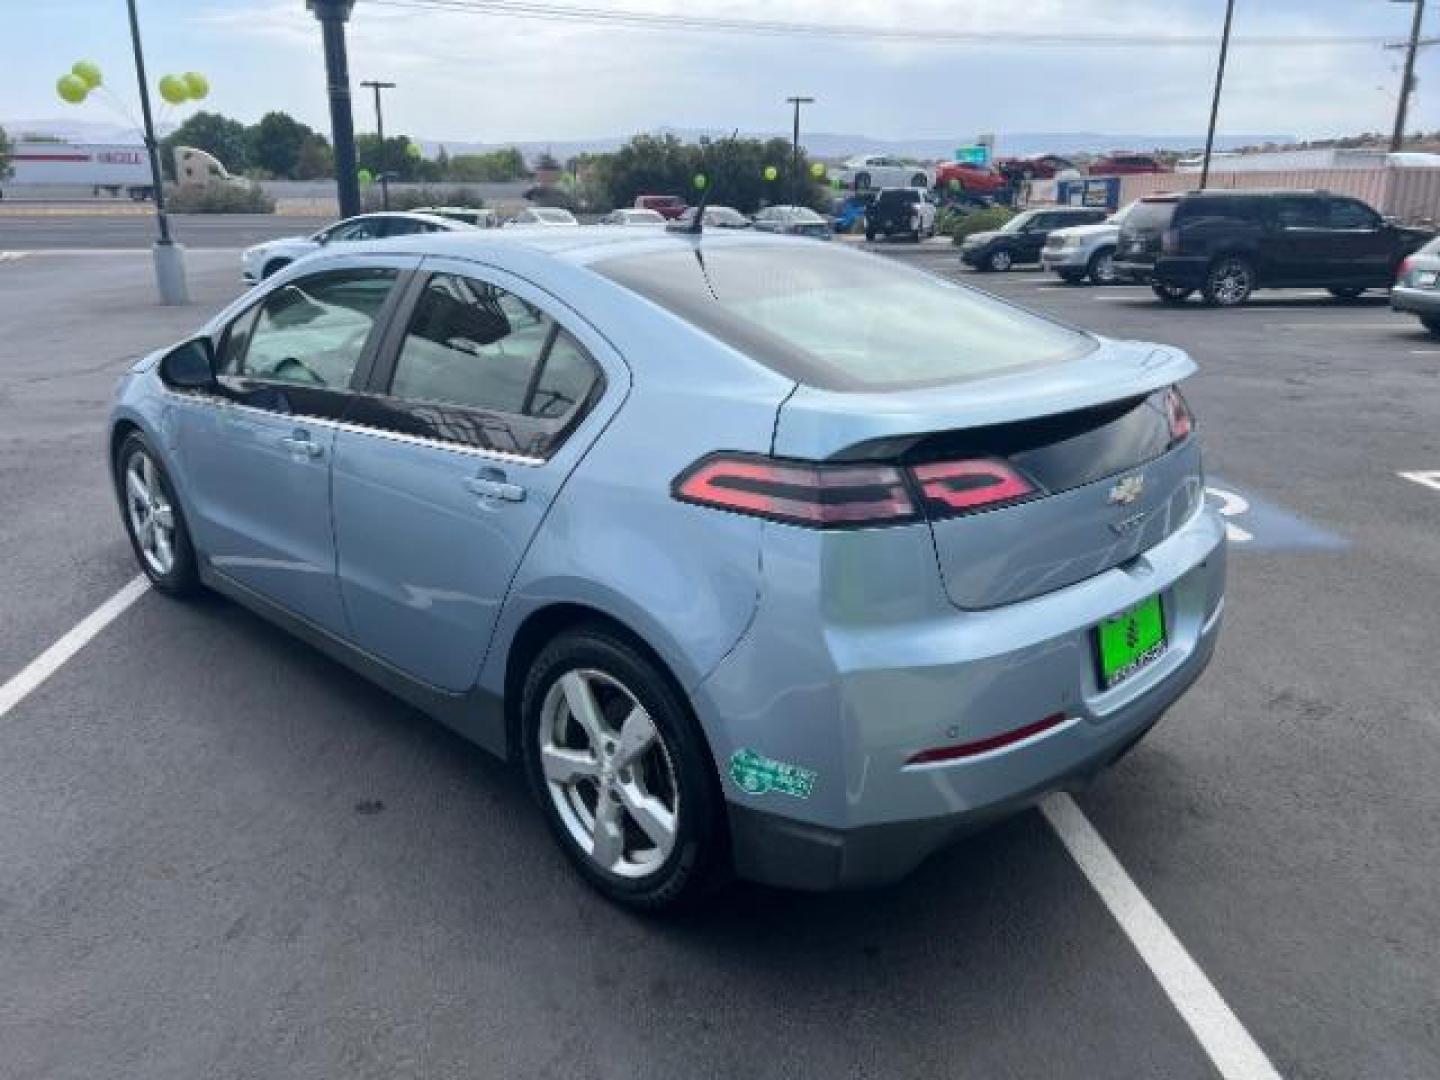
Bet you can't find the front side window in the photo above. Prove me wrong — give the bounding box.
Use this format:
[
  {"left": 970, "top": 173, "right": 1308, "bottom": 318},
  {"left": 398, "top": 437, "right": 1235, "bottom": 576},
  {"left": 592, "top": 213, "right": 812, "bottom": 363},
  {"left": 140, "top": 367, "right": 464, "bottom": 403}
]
[
  {"left": 389, "top": 273, "right": 600, "bottom": 422},
  {"left": 322, "top": 217, "right": 385, "bottom": 243},
  {"left": 221, "top": 268, "right": 397, "bottom": 389},
  {"left": 1329, "top": 199, "right": 1380, "bottom": 230}
]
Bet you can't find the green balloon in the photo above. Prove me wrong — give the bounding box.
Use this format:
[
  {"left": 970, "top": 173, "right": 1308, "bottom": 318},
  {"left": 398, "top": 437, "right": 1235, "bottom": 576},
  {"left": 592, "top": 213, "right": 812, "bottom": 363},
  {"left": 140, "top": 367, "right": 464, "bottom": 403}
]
[
  {"left": 57, "top": 74, "right": 89, "bottom": 105},
  {"left": 692, "top": 173, "right": 707, "bottom": 190},
  {"left": 357, "top": 168, "right": 374, "bottom": 186},
  {"left": 405, "top": 141, "right": 422, "bottom": 160},
  {"left": 158, "top": 74, "right": 189, "bottom": 105},
  {"left": 763, "top": 165, "right": 778, "bottom": 181},
  {"left": 182, "top": 72, "right": 208, "bottom": 100},
  {"left": 810, "top": 161, "right": 826, "bottom": 179},
  {"left": 72, "top": 61, "right": 102, "bottom": 89}
]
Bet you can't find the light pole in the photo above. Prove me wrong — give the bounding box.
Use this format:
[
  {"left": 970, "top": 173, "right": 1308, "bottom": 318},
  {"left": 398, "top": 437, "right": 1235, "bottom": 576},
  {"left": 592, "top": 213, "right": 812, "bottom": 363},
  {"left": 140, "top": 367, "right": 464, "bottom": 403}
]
[
  {"left": 1390, "top": 0, "right": 1428, "bottom": 151},
  {"left": 307, "top": 0, "right": 361, "bottom": 218},
  {"left": 1199, "top": 0, "right": 1236, "bottom": 189},
  {"left": 361, "top": 79, "right": 396, "bottom": 210},
  {"left": 125, "top": 0, "right": 187, "bottom": 303},
  {"left": 786, "top": 95, "right": 814, "bottom": 206}
]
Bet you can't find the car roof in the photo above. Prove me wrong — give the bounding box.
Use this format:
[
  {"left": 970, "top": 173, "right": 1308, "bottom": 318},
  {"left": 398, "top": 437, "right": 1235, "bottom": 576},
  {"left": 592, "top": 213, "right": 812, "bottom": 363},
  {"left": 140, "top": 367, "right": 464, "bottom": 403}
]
[{"left": 1145, "top": 189, "right": 1335, "bottom": 201}]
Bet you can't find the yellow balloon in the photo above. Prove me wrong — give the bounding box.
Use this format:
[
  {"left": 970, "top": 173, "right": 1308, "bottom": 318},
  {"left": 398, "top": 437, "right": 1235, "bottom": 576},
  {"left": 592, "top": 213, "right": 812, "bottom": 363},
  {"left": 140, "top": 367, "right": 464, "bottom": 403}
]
[
  {"left": 810, "top": 161, "right": 826, "bottom": 179},
  {"left": 57, "top": 74, "right": 89, "bottom": 105},
  {"left": 72, "top": 61, "right": 102, "bottom": 89},
  {"left": 158, "top": 74, "right": 189, "bottom": 105},
  {"left": 763, "top": 165, "right": 778, "bottom": 181},
  {"left": 693, "top": 173, "right": 708, "bottom": 190},
  {"left": 182, "top": 72, "right": 209, "bottom": 100}
]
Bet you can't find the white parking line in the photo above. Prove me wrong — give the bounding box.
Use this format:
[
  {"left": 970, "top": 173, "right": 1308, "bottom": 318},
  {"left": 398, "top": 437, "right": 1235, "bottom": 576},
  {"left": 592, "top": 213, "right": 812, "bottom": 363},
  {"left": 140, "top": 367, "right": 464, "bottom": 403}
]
[
  {"left": 0, "top": 576, "right": 149, "bottom": 721},
  {"left": 0, "top": 251, "right": 31, "bottom": 263},
  {"left": 1399, "top": 470, "right": 1440, "bottom": 492},
  {"left": 1042, "top": 794, "right": 1282, "bottom": 1080}
]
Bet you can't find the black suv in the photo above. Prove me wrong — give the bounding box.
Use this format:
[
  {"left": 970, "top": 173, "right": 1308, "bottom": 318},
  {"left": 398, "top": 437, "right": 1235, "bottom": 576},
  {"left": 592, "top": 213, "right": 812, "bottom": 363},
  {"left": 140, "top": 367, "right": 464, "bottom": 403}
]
[
  {"left": 958, "top": 206, "right": 1107, "bottom": 272},
  {"left": 1114, "top": 190, "right": 1433, "bottom": 306},
  {"left": 864, "top": 188, "right": 933, "bottom": 242}
]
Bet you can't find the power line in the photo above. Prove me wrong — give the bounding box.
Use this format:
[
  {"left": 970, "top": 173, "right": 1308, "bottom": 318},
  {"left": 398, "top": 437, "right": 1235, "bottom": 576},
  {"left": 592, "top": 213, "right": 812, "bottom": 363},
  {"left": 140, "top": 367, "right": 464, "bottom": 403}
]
[{"left": 366, "top": 0, "right": 1395, "bottom": 48}]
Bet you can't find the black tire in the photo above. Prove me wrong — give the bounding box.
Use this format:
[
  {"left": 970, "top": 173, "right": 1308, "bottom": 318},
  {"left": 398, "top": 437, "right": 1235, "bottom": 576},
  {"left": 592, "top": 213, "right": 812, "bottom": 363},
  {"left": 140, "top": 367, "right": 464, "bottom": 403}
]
[
  {"left": 115, "top": 431, "right": 199, "bottom": 595},
  {"left": 1201, "top": 256, "right": 1255, "bottom": 307},
  {"left": 1152, "top": 283, "right": 1195, "bottom": 304},
  {"left": 1421, "top": 316, "right": 1440, "bottom": 337},
  {"left": 986, "top": 248, "right": 1014, "bottom": 272},
  {"left": 261, "top": 258, "right": 291, "bottom": 280},
  {"left": 1328, "top": 286, "right": 1366, "bottom": 300},
  {"left": 855, "top": 172, "right": 872, "bottom": 191},
  {"left": 1058, "top": 269, "right": 1087, "bottom": 285},
  {"left": 1087, "top": 247, "right": 1119, "bottom": 286},
  {"left": 864, "top": 227, "right": 876, "bottom": 242},
  {"left": 521, "top": 625, "right": 727, "bottom": 913}
]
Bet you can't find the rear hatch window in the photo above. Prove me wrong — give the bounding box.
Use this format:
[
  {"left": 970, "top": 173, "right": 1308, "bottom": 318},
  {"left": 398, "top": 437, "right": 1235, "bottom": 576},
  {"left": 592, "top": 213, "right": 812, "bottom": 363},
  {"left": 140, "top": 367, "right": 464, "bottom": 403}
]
[{"left": 594, "top": 244, "right": 1095, "bottom": 392}]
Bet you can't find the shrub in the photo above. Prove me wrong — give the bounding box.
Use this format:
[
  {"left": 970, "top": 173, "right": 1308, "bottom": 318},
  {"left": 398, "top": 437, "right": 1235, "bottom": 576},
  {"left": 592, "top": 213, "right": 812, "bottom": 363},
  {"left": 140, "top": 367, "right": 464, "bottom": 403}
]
[
  {"left": 363, "top": 185, "right": 486, "bottom": 212},
  {"left": 944, "top": 205, "right": 1015, "bottom": 242},
  {"left": 167, "top": 181, "right": 275, "bottom": 214}
]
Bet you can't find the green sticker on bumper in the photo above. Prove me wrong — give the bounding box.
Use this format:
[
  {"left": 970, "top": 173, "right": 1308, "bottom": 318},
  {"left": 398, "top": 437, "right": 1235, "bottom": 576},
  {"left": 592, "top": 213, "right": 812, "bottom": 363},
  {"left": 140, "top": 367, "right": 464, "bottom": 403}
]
[{"left": 729, "top": 748, "right": 817, "bottom": 799}]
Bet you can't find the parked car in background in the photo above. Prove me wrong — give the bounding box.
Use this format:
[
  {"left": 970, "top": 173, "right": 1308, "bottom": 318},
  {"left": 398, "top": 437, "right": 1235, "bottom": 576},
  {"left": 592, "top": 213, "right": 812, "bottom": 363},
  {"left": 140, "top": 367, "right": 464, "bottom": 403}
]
[
  {"left": 634, "top": 194, "right": 688, "bottom": 220},
  {"left": 831, "top": 192, "right": 878, "bottom": 233},
  {"left": 998, "top": 155, "right": 1075, "bottom": 180},
  {"left": 1113, "top": 190, "right": 1432, "bottom": 307},
  {"left": 1392, "top": 237, "right": 1440, "bottom": 334},
  {"left": 413, "top": 206, "right": 501, "bottom": 228},
  {"left": 112, "top": 226, "right": 1223, "bottom": 911},
  {"left": 507, "top": 207, "right": 581, "bottom": 228},
  {"left": 932, "top": 161, "right": 1008, "bottom": 198},
  {"left": 864, "top": 187, "right": 937, "bottom": 242},
  {"left": 599, "top": 208, "right": 667, "bottom": 227},
  {"left": 674, "top": 205, "right": 752, "bottom": 230},
  {"left": 1090, "top": 153, "right": 1170, "bottom": 176},
  {"left": 960, "top": 206, "right": 1108, "bottom": 272},
  {"left": 834, "top": 154, "right": 930, "bottom": 191},
  {"left": 240, "top": 211, "right": 470, "bottom": 284},
  {"left": 752, "top": 205, "right": 833, "bottom": 239},
  {"left": 1041, "top": 201, "right": 1137, "bottom": 285}
]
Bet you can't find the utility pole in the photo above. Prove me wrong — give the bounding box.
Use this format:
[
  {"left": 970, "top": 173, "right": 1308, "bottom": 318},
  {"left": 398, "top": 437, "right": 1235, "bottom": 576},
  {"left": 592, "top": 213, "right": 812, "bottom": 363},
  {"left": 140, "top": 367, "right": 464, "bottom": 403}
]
[
  {"left": 786, "top": 95, "right": 814, "bottom": 206},
  {"left": 1391, "top": 0, "right": 1428, "bottom": 151},
  {"left": 1199, "top": 0, "right": 1236, "bottom": 189},
  {"left": 126, "top": 0, "right": 187, "bottom": 303},
  {"left": 361, "top": 80, "right": 396, "bottom": 210},
  {"left": 307, "top": 0, "right": 360, "bottom": 218}
]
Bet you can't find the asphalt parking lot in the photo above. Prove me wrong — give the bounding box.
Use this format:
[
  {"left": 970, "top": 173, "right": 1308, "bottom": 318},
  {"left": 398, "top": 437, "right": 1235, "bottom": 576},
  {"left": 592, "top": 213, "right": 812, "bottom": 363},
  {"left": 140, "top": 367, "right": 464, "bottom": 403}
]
[{"left": 2, "top": 225, "right": 1439, "bottom": 1080}]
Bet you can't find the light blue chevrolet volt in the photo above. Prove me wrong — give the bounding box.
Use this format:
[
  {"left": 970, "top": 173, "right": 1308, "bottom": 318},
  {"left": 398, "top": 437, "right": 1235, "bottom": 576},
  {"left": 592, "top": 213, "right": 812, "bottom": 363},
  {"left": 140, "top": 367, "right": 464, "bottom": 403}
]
[{"left": 109, "top": 227, "right": 1225, "bottom": 911}]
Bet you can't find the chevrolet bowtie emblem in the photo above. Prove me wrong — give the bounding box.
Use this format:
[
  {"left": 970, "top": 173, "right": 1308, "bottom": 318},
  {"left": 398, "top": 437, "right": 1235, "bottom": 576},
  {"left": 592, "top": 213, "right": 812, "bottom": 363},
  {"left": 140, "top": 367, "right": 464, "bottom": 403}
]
[{"left": 1108, "top": 475, "right": 1145, "bottom": 506}]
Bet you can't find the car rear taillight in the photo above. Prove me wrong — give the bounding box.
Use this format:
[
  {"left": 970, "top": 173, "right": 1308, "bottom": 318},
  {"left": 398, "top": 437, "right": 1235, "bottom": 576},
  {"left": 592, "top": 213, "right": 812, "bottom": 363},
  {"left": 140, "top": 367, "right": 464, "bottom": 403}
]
[
  {"left": 674, "top": 454, "right": 919, "bottom": 528},
  {"left": 1163, "top": 387, "right": 1194, "bottom": 442},
  {"left": 1397, "top": 256, "right": 1414, "bottom": 283},
  {"left": 910, "top": 458, "right": 1038, "bottom": 518},
  {"left": 1161, "top": 228, "right": 1180, "bottom": 255}
]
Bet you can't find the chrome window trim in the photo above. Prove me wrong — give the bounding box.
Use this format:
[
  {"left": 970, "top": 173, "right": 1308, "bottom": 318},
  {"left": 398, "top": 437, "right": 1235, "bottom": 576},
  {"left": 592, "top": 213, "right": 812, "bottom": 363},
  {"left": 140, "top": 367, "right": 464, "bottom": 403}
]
[{"left": 162, "top": 389, "right": 546, "bottom": 468}]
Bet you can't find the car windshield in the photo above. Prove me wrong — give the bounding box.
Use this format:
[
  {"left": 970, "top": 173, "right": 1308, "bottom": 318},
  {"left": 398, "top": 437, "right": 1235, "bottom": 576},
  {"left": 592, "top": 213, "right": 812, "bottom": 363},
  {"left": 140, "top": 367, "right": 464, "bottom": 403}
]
[
  {"left": 999, "top": 211, "right": 1039, "bottom": 234},
  {"left": 1108, "top": 202, "right": 1137, "bottom": 224},
  {"left": 595, "top": 243, "right": 1094, "bottom": 391},
  {"left": 534, "top": 208, "right": 575, "bottom": 223},
  {"left": 785, "top": 208, "right": 823, "bottom": 222},
  {"left": 1126, "top": 199, "right": 1179, "bottom": 231}
]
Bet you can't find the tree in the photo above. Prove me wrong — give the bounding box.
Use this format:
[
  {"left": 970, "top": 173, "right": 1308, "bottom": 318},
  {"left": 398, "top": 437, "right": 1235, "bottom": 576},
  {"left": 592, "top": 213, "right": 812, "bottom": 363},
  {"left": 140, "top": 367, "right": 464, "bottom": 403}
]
[
  {"left": 448, "top": 148, "right": 528, "bottom": 182},
  {"left": 249, "top": 111, "right": 324, "bottom": 179},
  {"left": 293, "top": 135, "right": 334, "bottom": 180},
  {"left": 161, "top": 110, "right": 250, "bottom": 177},
  {"left": 357, "top": 133, "right": 422, "bottom": 181},
  {"left": 0, "top": 125, "right": 13, "bottom": 182},
  {"left": 595, "top": 132, "right": 828, "bottom": 214}
]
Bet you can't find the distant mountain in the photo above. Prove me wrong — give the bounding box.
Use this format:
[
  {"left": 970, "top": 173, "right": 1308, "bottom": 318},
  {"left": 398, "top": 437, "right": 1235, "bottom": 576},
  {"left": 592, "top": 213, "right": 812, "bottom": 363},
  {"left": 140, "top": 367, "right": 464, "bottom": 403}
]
[
  {"left": 2, "top": 117, "right": 175, "bottom": 144},
  {"left": 417, "top": 126, "right": 1294, "bottom": 162}
]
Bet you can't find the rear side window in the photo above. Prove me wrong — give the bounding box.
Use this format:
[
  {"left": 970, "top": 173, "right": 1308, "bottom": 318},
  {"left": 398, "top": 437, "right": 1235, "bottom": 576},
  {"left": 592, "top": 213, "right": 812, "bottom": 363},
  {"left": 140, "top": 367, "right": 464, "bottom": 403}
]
[
  {"left": 595, "top": 244, "right": 1094, "bottom": 392},
  {"left": 389, "top": 273, "right": 600, "bottom": 420}
]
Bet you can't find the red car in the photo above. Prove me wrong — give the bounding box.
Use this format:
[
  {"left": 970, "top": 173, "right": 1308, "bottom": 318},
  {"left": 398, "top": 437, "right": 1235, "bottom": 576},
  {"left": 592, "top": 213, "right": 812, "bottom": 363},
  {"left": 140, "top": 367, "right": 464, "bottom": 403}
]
[
  {"left": 931, "top": 161, "right": 1008, "bottom": 196},
  {"left": 633, "top": 194, "right": 688, "bottom": 220},
  {"left": 1089, "top": 153, "right": 1170, "bottom": 176},
  {"left": 997, "top": 155, "right": 1074, "bottom": 180}
]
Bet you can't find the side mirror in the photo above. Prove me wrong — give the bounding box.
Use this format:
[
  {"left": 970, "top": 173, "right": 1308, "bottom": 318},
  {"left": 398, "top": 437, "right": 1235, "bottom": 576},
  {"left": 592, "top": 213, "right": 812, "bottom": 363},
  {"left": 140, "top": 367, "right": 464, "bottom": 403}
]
[{"left": 158, "top": 337, "right": 217, "bottom": 390}]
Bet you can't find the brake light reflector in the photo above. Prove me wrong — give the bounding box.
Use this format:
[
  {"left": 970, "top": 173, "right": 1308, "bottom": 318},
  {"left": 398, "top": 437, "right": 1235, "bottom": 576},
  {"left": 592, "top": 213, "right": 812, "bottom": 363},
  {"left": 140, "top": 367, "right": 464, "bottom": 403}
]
[
  {"left": 1163, "top": 387, "right": 1193, "bottom": 442},
  {"left": 906, "top": 712, "right": 1069, "bottom": 765},
  {"left": 1397, "top": 257, "right": 1414, "bottom": 283},
  {"left": 674, "top": 454, "right": 918, "bottom": 528},
  {"left": 910, "top": 458, "right": 1037, "bottom": 517}
]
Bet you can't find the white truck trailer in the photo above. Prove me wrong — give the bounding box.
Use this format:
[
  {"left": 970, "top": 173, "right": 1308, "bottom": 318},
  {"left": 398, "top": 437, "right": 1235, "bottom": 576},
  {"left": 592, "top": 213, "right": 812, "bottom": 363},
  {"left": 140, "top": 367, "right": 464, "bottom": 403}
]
[{"left": 1, "top": 141, "right": 156, "bottom": 200}]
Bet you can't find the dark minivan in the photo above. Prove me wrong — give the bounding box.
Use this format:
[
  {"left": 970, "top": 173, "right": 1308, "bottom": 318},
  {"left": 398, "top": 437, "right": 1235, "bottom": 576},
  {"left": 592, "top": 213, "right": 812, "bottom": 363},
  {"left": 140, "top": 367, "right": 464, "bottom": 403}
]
[{"left": 1114, "top": 189, "right": 1432, "bottom": 307}]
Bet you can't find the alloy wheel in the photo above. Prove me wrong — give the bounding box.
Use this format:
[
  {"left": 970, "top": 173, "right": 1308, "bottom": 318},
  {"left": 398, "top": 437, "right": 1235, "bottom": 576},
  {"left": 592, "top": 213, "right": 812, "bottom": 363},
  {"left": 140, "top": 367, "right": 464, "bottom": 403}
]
[
  {"left": 1091, "top": 250, "right": 1117, "bottom": 284},
  {"left": 124, "top": 450, "right": 176, "bottom": 576},
  {"left": 1209, "top": 260, "right": 1253, "bottom": 305},
  {"left": 538, "top": 669, "right": 679, "bottom": 880},
  {"left": 990, "top": 250, "right": 1013, "bottom": 272}
]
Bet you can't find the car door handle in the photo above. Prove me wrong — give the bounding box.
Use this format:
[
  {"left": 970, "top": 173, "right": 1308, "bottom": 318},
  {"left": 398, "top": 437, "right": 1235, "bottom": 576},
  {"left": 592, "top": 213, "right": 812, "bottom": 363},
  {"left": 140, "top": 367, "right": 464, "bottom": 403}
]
[
  {"left": 463, "top": 474, "right": 526, "bottom": 502},
  {"left": 280, "top": 433, "right": 323, "bottom": 460}
]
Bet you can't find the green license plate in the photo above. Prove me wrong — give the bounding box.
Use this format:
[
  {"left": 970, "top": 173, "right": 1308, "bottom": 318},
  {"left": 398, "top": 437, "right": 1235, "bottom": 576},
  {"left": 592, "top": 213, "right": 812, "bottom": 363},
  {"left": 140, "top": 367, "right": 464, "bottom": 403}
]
[{"left": 1095, "top": 595, "right": 1167, "bottom": 688}]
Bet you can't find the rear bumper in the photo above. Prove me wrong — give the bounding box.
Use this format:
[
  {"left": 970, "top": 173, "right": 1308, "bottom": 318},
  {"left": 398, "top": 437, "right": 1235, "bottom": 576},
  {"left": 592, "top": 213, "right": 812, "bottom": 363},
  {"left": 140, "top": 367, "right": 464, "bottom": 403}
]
[
  {"left": 1114, "top": 256, "right": 1208, "bottom": 288},
  {"left": 1391, "top": 284, "right": 1440, "bottom": 316},
  {"left": 696, "top": 500, "right": 1228, "bottom": 890}
]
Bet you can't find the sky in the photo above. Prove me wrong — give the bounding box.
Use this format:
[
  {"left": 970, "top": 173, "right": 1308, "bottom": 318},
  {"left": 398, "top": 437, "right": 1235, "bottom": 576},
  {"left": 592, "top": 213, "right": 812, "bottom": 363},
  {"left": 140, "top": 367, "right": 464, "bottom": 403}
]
[{"left": 3, "top": 0, "right": 1431, "bottom": 148}]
